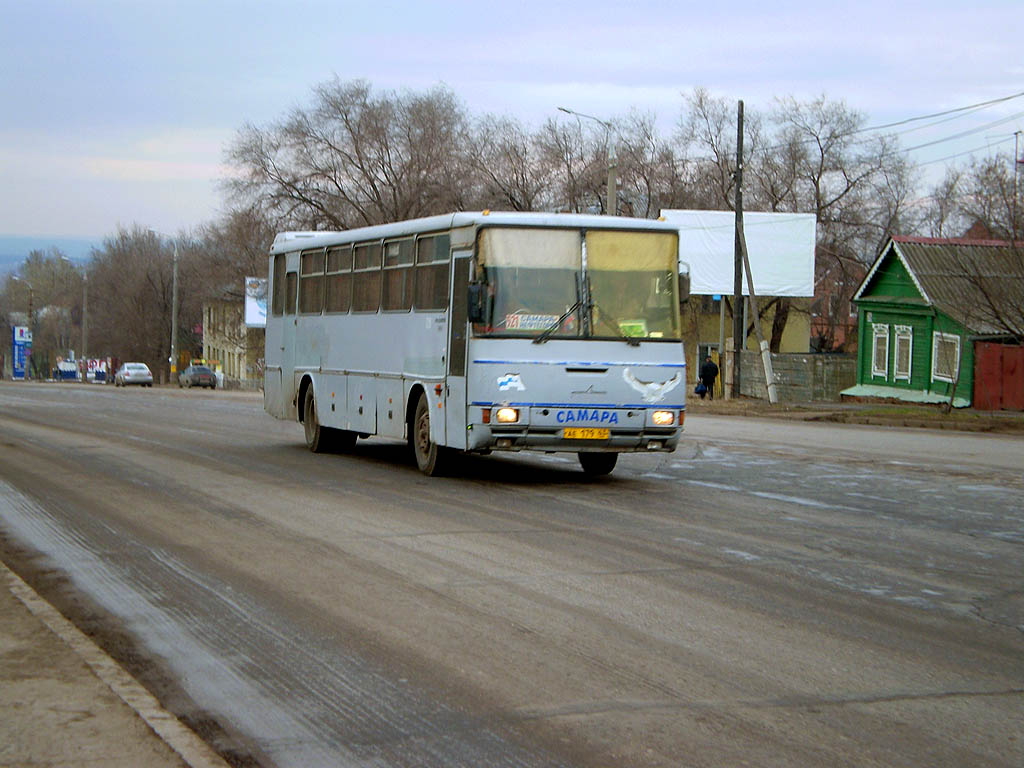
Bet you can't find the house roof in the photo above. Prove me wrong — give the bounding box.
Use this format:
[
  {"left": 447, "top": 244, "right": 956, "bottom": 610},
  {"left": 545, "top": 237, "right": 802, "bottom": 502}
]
[{"left": 853, "top": 236, "right": 1024, "bottom": 336}]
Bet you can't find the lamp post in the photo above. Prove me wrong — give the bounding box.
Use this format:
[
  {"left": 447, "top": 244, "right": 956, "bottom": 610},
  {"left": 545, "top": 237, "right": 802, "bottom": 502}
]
[
  {"left": 57, "top": 255, "right": 88, "bottom": 380},
  {"left": 150, "top": 230, "right": 179, "bottom": 383},
  {"left": 558, "top": 106, "right": 617, "bottom": 215}
]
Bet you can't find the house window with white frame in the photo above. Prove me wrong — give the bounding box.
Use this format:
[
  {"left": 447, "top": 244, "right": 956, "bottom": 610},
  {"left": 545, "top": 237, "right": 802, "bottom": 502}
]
[
  {"left": 894, "top": 325, "right": 913, "bottom": 381},
  {"left": 931, "top": 332, "right": 960, "bottom": 383},
  {"left": 872, "top": 323, "right": 889, "bottom": 378}
]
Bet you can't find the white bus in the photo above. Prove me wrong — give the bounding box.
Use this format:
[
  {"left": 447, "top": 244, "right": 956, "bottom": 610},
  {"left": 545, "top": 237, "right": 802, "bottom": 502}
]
[{"left": 264, "top": 211, "right": 686, "bottom": 476}]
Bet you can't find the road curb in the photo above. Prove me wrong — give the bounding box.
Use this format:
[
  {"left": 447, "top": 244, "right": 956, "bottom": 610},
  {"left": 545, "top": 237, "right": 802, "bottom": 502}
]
[{"left": 1, "top": 560, "right": 231, "bottom": 768}]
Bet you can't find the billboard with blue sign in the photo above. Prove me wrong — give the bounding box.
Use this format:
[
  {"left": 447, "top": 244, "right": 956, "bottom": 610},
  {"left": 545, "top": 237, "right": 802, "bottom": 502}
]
[{"left": 12, "top": 326, "right": 32, "bottom": 379}]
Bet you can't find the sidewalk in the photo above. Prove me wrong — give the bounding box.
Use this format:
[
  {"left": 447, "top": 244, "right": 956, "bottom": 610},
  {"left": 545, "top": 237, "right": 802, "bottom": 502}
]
[{"left": 0, "top": 561, "right": 229, "bottom": 768}]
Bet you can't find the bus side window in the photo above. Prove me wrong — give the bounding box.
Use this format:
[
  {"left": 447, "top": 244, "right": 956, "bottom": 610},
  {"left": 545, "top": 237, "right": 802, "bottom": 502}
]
[
  {"left": 326, "top": 245, "right": 352, "bottom": 313},
  {"left": 353, "top": 241, "right": 382, "bottom": 312},
  {"left": 272, "top": 253, "right": 286, "bottom": 316},
  {"left": 414, "top": 233, "right": 451, "bottom": 310},
  {"left": 382, "top": 238, "right": 415, "bottom": 311},
  {"left": 299, "top": 249, "right": 325, "bottom": 314},
  {"left": 285, "top": 271, "right": 297, "bottom": 315}
]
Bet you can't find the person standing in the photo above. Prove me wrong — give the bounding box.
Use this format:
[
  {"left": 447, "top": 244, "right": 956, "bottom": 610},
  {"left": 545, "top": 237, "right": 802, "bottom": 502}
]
[{"left": 699, "top": 355, "right": 719, "bottom": 400}]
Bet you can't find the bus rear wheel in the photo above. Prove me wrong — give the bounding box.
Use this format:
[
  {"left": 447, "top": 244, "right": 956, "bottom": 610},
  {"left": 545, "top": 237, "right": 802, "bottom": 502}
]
[
  {"left": 578, "top": 452, "right": 617, "bottom": 476},
  {"left": 412, "top": 393, "right": 447, "bottom": 476}
]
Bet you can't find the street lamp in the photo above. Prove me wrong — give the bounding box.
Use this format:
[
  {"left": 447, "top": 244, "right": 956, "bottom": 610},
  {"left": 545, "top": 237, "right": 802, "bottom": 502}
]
[
  {"left": 58, "top": 255, "right": 88, "bottom": 381},
  {"left": 149, "top": 230, "right": 179, "bottom": 383},
  {"left": 558, "top": 106, "right": 617, "bottom": 215}
]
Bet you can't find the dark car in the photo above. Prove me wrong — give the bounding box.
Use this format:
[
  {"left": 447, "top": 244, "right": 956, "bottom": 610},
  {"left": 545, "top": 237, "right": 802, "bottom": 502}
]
[{"left": 178, "top": 365, "right": 217, "bottom": 389}]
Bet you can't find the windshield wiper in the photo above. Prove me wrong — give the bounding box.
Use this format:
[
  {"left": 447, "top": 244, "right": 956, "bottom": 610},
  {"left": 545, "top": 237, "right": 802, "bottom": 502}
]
[
  {"left": 532, "top": 299, "right": 582, "bottom": 344},
  {"left": 592, "top": 302, "right": 641, "bottom": 346}
]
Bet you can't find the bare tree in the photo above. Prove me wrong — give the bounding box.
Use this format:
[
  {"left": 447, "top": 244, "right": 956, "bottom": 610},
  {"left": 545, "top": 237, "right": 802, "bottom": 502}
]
[
  {"left": 86, "top": 227, "right": 205, "bottom": 375},
  {"left": 536, "top": 116, "right": 611, "bottom": 213},
  {"left": 676, "top": 87, "right": 743, "bottom": 211},
  {"left": 617, "top": 111, "right": 692, "bottom": 217},
  {"left": 922, "top": 168, "right": 966, "bottom": 238},
  {"left": 225, "top": 78, "right": 473, "bottom": 230},
  {"left": 468, "top": 115, "right": 550, "bottom": 211},
  {"left": 954, "top": 153, "right": 1022, "bottom": 240},
  {"left": 1, "top": 248, "right": 84, "bottom": 377},
  {"left": 199, "top": 206, "right": 279, "bottom": 299}
]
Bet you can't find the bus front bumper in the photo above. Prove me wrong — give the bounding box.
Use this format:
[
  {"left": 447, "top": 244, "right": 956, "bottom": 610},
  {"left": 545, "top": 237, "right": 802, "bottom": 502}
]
[{"left": 465, "top": 424, "right": 682, "bottom": 454}]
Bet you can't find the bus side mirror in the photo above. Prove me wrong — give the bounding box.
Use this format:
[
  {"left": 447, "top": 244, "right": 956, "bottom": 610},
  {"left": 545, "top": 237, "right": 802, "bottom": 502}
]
[
  {"left": 467, "top": 282, "right": 486, "bottom": 323},
  {"left": 678, "top": 273, "right": 690, "bottom": 304}
]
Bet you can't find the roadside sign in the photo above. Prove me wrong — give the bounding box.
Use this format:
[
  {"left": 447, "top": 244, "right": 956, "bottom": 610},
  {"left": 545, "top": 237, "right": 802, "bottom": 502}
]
[{"left": 12, "top": 326, "right": 32, "bottom": 379}]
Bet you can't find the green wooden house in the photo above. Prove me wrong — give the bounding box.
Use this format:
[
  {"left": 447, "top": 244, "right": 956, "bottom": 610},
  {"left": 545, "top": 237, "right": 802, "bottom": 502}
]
[{"left": 843, "top": 236, "right": 1024, "bottom": 408}]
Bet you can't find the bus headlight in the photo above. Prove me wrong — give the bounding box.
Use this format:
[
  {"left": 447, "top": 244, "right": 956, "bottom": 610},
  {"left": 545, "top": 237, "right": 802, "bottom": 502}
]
[
  {"left": 651, "top": 410, "right": 675, "bottom": 426},
  {"left": 495, "top": 407, "right": 519, "bottom": 423}
]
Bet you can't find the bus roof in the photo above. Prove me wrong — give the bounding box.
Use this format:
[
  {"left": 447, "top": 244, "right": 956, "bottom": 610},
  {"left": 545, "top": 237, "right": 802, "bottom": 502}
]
[{"left": 270, "top": 211, "right": 679, "bottom": 253}]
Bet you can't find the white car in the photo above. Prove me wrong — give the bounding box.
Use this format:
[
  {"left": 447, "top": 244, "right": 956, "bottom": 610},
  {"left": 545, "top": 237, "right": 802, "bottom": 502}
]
[{"left": 114, "top": 362, "right": 154, "bottom": 387}]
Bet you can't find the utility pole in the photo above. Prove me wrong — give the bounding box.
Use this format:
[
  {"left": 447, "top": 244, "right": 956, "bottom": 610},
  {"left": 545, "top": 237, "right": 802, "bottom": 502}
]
[
  {"left": 170, "top": 240, "right": 179, "bottom": 383},
  {"left": 81, "top": 273, "right": 88, "bottom": 369},
  {"left": 1014, "top": 130, "right": 1021, "bottom": 241},
  {"left": 732, "top": 101, "right": 744, "bottom": 398},
  {"left": 150, "top": 229, "right": 180, "bottom": 383},
  {"left": 731, "top": 100, "right": 778, "bottom": 404}
]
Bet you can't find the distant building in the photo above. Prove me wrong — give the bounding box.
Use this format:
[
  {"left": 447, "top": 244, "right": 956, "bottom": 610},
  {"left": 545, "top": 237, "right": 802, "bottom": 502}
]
[{"left": 202, "top": 297, "right": 264, "bottom": 389}]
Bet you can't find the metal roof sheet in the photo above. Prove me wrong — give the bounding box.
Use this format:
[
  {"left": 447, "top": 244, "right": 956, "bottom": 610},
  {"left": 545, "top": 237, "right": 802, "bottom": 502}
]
[{"left": 857, "top": 237, "right": 1024, "bottom": 336}]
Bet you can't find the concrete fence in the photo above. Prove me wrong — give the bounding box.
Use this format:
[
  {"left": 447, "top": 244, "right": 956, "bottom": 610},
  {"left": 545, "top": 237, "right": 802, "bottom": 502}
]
[{"left": 727, "top": 351, "right": 856, "bottom": 402}]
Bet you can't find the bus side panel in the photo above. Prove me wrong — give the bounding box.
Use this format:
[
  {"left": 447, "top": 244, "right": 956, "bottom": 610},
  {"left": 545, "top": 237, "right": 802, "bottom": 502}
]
[
  {"left": 348, "top": 374, "right": 377, "bottom": 434},
  {"left": 376, "top": 377, "right": 404, "bottom": 438},
  {"left": 317, "top": 373, "right": 348, "bottom": 431},
  {"left": 264, "top": 367, "right": 286, "bottom": 419}
]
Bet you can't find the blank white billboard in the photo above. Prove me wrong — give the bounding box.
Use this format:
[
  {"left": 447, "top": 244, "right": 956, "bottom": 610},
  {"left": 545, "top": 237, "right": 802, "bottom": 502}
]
[
  {"left": 245, "top": 277, "right": 267, "bottom": 327},
  {"left": 661, "top": 210, "right": 816, "bottom": 297}
]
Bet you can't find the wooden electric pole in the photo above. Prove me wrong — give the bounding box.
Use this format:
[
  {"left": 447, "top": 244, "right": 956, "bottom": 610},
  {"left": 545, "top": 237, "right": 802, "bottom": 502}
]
[{"left": 731, "top": 100, "right": 744, "bottom": 398}]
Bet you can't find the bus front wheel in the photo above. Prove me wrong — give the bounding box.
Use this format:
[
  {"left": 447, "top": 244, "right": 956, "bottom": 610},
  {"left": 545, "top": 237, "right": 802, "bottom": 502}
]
[
  {"left": 578, "top": 452, "right": 617, "bottom": 476},
  {"left": 303, "top": 388, "right": 333, "bottom": 453},
  {"left": 303, "top": 388, "right": 356, "bottom": 453},
  {"left": 412, "top": 393, "right": 447, "bottom": 476}
]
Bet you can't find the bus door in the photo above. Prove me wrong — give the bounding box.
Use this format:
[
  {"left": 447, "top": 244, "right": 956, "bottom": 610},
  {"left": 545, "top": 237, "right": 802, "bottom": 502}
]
[
  {"left": 265, "top": 253, "right": 290, "bottom": 418},
  {"left": 281, "top": 262, "right": 299, "bottom": 419},
  {"left": 444, "top": 252, "right": 471, "bottom": 449}
]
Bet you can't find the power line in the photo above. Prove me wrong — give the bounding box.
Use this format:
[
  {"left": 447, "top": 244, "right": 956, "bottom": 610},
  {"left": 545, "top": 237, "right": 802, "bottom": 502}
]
[
  {"left": 903, "top": 110, "right": 1024, "bottom": 153},
  {"left": 760, "top": 90, "right": 1024, "bottom": 156},
  {"left": 914, "top": 134, "right": 1018, "bottom": 167},
  {"left": 675, "top": 90, "right": 1024, "bottom": 170},
  {"left": 854, "top": 90, "right": 1024, "bottom": 134}
]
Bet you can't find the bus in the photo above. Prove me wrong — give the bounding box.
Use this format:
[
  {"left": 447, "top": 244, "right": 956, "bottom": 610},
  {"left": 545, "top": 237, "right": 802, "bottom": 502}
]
[{"left": 264, "top": 211, "right": 686, "bottom": 476}]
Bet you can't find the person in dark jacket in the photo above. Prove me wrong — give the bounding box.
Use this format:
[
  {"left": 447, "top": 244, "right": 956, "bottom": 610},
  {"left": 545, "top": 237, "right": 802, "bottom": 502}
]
[{"left": 699, "top": 355, "right": 719, "bottom": 400}]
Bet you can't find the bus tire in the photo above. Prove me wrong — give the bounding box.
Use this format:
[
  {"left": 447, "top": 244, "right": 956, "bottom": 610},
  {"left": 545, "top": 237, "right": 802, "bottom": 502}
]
[
  {"left": 578, "top": 452, "right": 617, "bottom": 476},
  {"left": 303, "top": 387, "right": 333, "bottom": 453},
  {"left": 335, "top": 429, "right": 357, "bottom": 451},
  {"left": 412, "top": 392, "right": 446, "bottom": 476}
]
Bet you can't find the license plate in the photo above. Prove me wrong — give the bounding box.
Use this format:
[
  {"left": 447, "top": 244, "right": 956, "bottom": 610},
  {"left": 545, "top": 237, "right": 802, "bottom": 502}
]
[{"left": 563, "top": 427, "right": 610, "bottom": 440}]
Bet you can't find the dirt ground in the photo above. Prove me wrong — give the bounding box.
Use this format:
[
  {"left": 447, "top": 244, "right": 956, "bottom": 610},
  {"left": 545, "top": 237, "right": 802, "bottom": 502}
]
[{"left": 687, "top": 394, "right": 1024, "bottom": 434}]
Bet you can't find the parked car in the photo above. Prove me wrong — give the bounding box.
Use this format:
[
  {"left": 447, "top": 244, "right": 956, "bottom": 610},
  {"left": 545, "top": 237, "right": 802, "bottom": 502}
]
[
  {"left": 114, "top": 362, "right": 153, "bottom": 387},
  {"left": 178, "top": 364, "right": 216, "bottom": 389}
]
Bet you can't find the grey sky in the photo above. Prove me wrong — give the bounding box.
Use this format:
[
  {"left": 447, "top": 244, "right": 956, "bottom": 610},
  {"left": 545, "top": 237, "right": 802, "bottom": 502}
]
[{"left": 1, "top": 0, "right": 1021, "bottom": 242}]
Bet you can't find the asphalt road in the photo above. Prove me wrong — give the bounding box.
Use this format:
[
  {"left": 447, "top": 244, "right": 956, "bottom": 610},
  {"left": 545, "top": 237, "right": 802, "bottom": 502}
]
[{"left": 0, "top": 381, "right": 1022, "bottom": 767}]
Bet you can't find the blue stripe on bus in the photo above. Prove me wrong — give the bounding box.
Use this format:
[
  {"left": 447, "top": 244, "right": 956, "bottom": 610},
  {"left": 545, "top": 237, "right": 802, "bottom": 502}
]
[
  {"left": 472, "top": 360, "right": 686, "bottom": 367},
  {"left": 471, "top": 401, "right": 686, "bottom": 409}
]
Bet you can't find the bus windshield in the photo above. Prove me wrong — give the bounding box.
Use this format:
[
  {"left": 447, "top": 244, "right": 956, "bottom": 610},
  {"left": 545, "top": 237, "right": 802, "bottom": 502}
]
[{"left": 474, "top": 227, "right": 680, "bottom": 341}]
